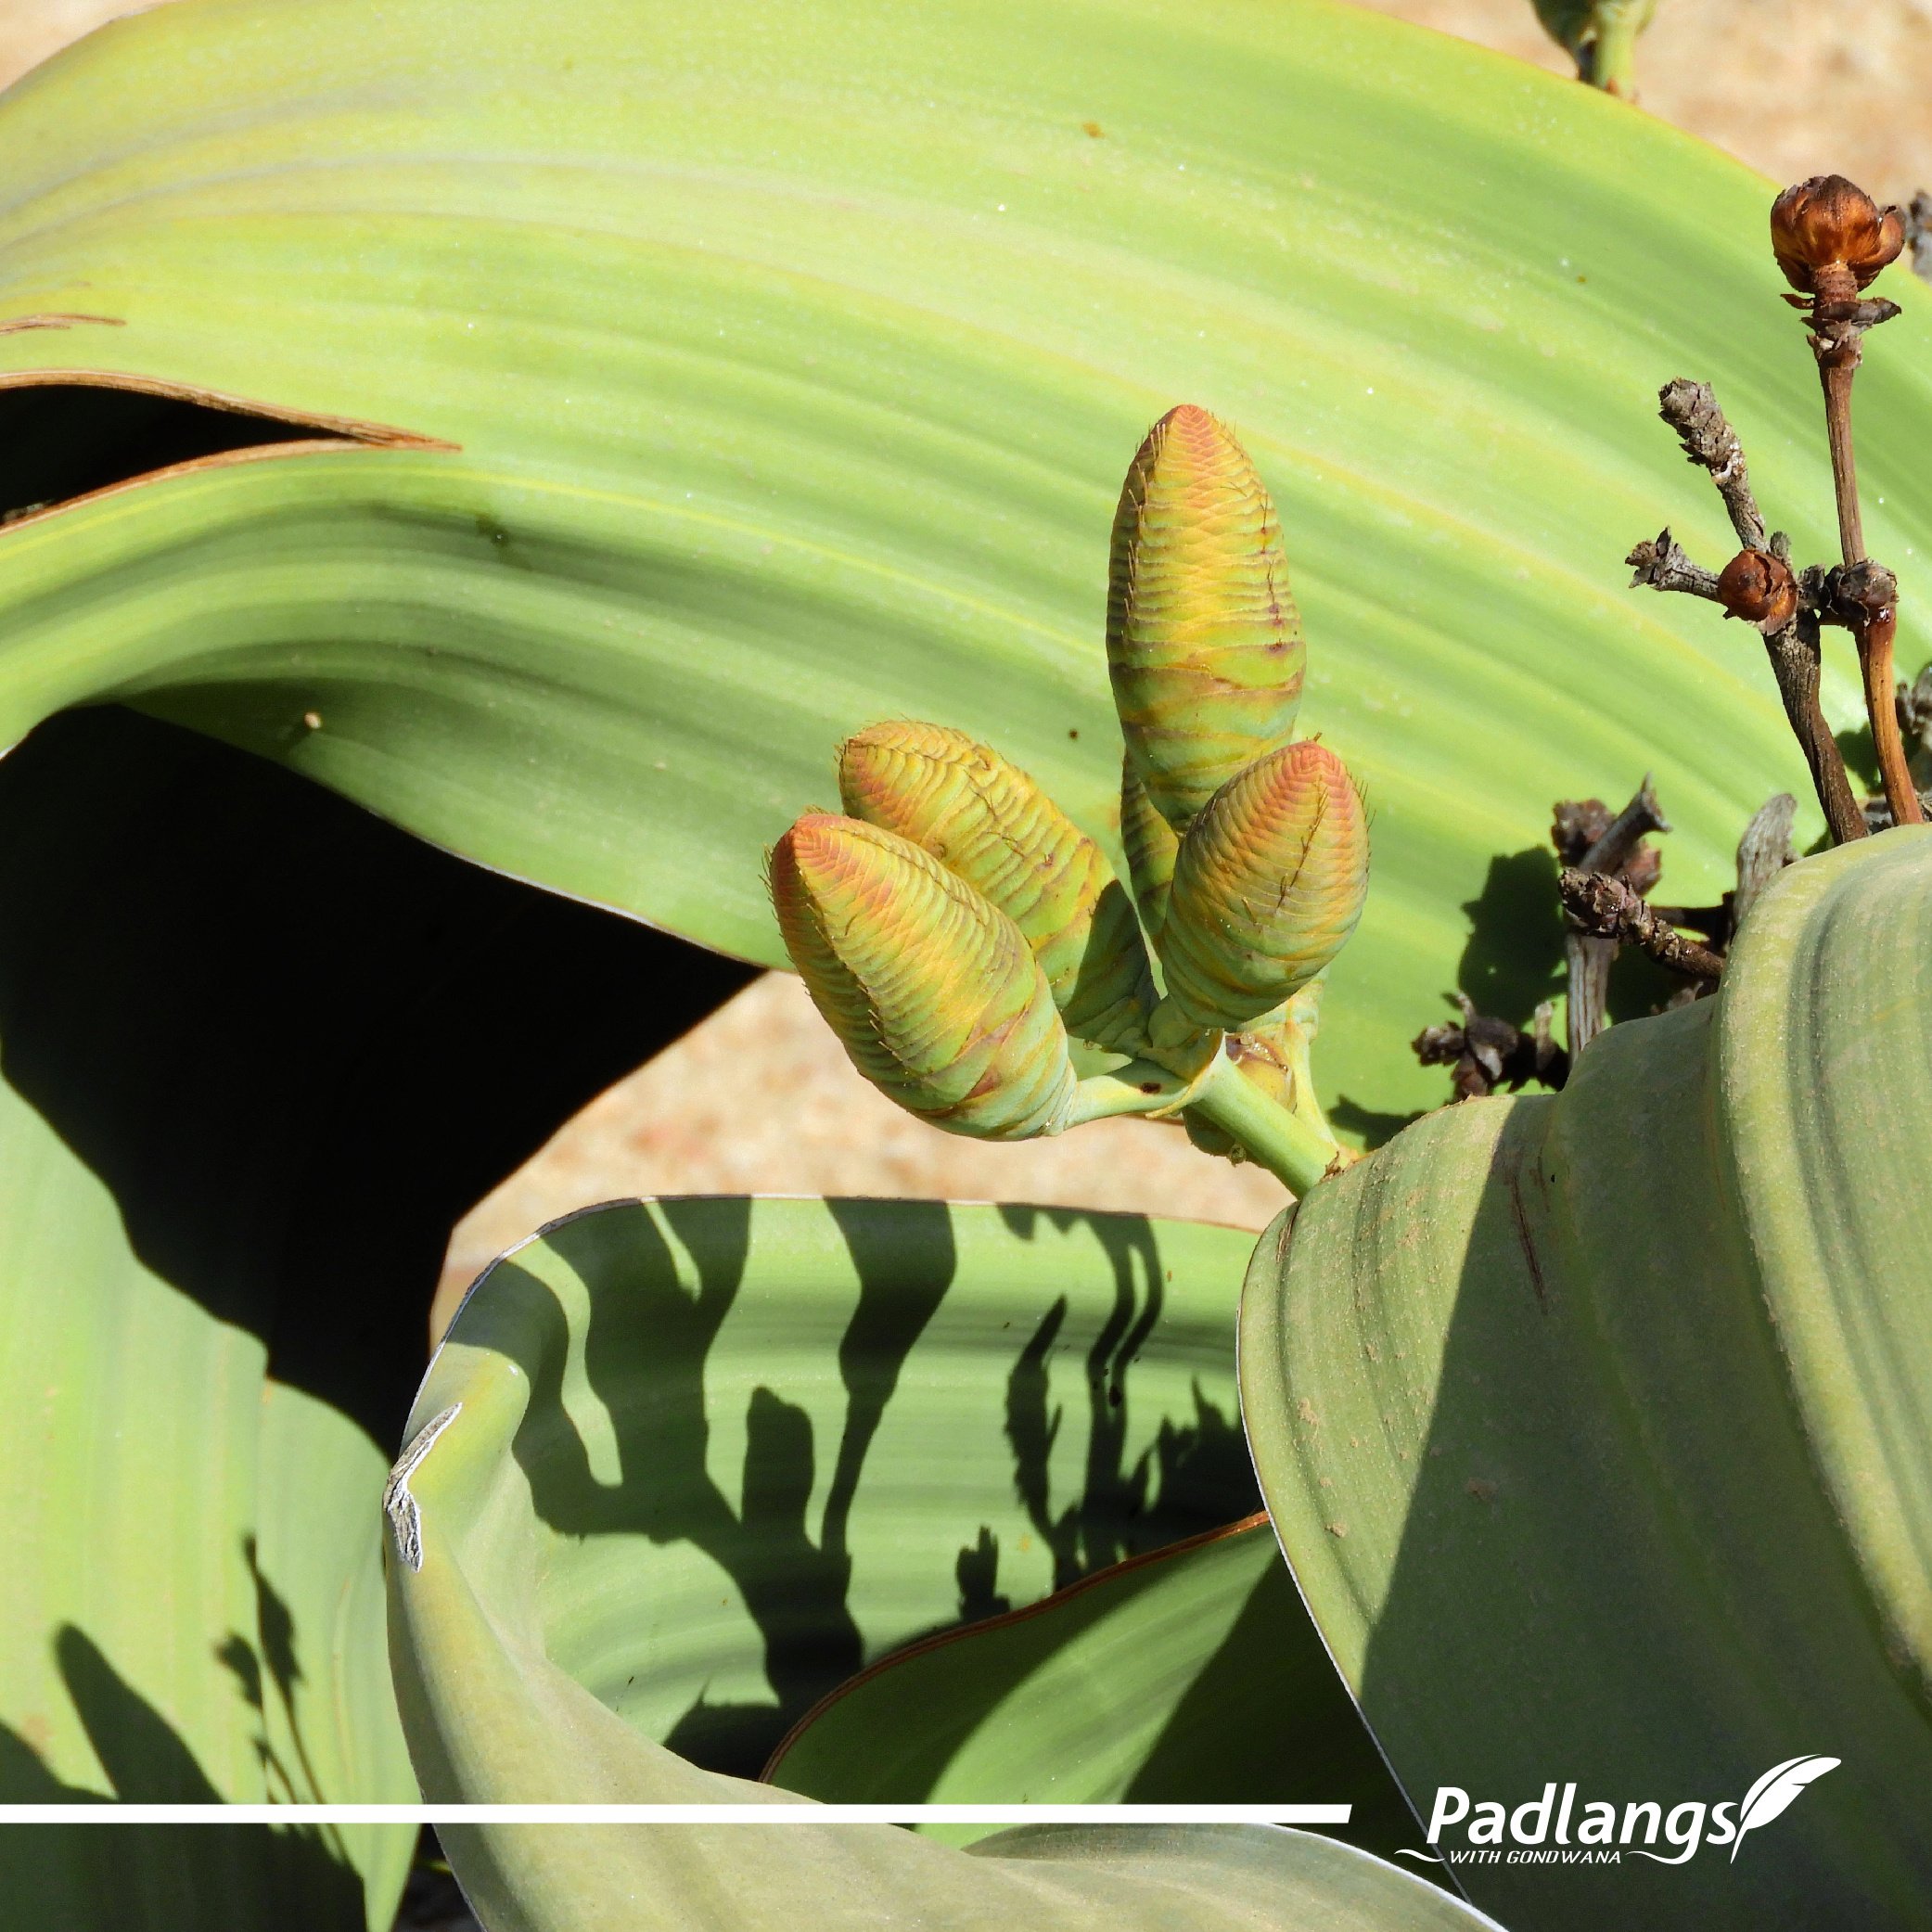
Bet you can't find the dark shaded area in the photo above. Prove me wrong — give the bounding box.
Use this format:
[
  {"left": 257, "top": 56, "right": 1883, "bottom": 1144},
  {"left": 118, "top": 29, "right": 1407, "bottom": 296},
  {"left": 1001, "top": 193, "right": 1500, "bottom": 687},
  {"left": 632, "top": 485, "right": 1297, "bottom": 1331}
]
[
  {"left": 0, "top": 383, "right": 347, "bottom": 525},
  {"left": 768, "top": 1524, "right": 1416, "bottom": 1869},
  {"left": 954, "top": 1527, "right": 1013, "bottom": 1623},
  {"left": 823, "top": 1197, "right": 958, "bottom": 1582},
  {"left": 1452, "top": 846, "right": 1567, "bottom": 1023},
  {"left": 212, "top": 1536, "right": 340, "bottom": 1811},
  {"left": 0, "top": 1624, "right": 365, "bottom": 1927},
  {"left": 1835, "top": 718, "right": 1882, "bottom": 795},
  {"left": 473, "top": 1197, "right": 861, "bottom": 1772},
  {"left": 475, "top": 1194, "right": 1259, "bottom": 1779},
  {"left": 0, "top": 705, "right": 749, "bottom": 1920},
  {"left": 0, "top": 704, "right": 754, "bottom": 1442},
  {"left": 5, "top": 1535, "right": 344, "bottom": 1822},
  {"left": 1124, "top": 1554, "right": 1420, "bottom": 1859},
  {"left": 395, "top": 1833, "right": 482, "bottom": 1932},
  {"left": 1328, "top": 1097, "right": 1427, "bottom": 1148},
  {"left": 486, "top": 1196, "right": 908, "bottom": 1770},
  {"left": 996, "top": 1201, "right": 1260, "bottom": 1585},
  {"left": 56, "top": 1626, "right": 224, "bottom": 1803}
]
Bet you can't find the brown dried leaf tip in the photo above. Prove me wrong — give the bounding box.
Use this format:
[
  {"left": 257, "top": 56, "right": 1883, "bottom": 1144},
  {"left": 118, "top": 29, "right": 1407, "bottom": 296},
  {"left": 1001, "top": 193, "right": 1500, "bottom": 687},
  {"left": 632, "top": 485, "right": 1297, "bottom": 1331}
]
[
  {"left": 1715, "top": 548, "right": 1798, "bottom": 632},
  {"left": 1771, "top": 175, "right": 1906, "bottom": 300}
]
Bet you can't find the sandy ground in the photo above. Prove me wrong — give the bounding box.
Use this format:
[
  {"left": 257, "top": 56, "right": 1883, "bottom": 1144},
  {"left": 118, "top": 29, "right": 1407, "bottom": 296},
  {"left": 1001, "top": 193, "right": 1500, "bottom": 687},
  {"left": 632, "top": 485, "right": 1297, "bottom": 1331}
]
[
  {"left": 4, "top": 0, "right": 1928, "bottom": 1311},
  {"left": 1349, "top": 0, "right": 1932, "bottom": 199}
]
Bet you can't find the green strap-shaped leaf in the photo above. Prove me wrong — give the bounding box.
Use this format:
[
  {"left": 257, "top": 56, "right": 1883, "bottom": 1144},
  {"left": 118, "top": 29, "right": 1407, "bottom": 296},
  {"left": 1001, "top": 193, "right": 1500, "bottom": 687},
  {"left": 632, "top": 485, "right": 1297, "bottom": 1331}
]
[
  {"left": 430, "top": 1811, "right": 1503, "bottom": 1932},
  {"left": 2, "top": 0, "right": 1926, "bottom": 1131},
  {"left": 387, "top": 1195, "right": 1498, "bottom": 1929},
  {"left": 390, "top": 1196, "right": 1262, "bottom": 1782},
  {"left": 767, "top": 1515, "right": 1416, "bottom": 1861},
  {"left": 1241, "top": 827, "right": 1932, "bottom": 1929}
]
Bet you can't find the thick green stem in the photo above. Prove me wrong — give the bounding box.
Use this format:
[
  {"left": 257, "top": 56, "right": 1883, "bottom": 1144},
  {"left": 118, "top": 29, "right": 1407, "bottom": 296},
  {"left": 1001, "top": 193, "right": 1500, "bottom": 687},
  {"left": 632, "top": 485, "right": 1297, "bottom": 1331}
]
[
  {"left": 1073, "top": 1039, "right": 1343, "bottom": 1196},
  {"left": 1180, "top": 1051, "right": 1341, "bottom": 1196},
  {"left": 1581, "top": 9, "right": 1644, "bottom": 94},
  {"left": 1066, "top": 1063, "right": 1196, "bottom": 1126},
  {"left": 1550, "top": 0, "right": 1655, "bottom": 95}
]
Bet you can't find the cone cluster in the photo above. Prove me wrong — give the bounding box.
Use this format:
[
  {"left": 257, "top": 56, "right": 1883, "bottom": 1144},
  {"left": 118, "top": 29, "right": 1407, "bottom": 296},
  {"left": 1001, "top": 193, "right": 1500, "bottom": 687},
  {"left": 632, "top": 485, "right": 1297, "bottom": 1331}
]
[{"left": 768, "top": 404, "right": 1369, "bottom": 1153}]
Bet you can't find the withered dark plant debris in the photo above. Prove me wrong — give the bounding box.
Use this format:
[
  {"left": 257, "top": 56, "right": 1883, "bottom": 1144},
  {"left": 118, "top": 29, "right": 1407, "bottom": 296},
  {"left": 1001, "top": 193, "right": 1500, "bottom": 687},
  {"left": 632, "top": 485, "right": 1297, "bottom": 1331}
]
[
  {"left": 1411, "top": 789, "right": 1798, "bottom": 1104},
  {"left": 1633, "top": 174, "right": 1920, "bottom": 837},
  {"left": 1413, "top": 173, "right": 1915, "bottom": 1107}
]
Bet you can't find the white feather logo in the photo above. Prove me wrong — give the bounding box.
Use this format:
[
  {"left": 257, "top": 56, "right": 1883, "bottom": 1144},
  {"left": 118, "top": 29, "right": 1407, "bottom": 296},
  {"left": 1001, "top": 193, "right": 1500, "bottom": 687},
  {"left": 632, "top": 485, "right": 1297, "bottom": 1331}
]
[{"left": 1731, "top": 1754, "right": 1841, "bottom": 1860}]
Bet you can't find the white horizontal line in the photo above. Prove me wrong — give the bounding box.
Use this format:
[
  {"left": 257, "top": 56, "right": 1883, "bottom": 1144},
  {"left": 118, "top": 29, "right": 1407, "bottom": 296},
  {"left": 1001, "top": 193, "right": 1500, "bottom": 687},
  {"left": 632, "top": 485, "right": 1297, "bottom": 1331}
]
[{"left": 0, "top": 1803, "right": 1353, "bottom": 1827}]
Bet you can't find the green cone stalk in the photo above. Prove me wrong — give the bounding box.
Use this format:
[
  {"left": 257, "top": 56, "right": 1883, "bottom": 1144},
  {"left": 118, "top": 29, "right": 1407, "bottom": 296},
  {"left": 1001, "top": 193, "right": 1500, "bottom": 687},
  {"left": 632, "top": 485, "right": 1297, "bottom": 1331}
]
[
  {"left": 770, "top": 813, "right": 1081, "bottom": 1138},
  {"left": 1158, "top": 741, "right": 1368, "bottom": 1035},
  {"left": 1107, "top": 404, "right": 1305, "bottom": 834},
  {"left": 1120, "top": 754, "right": 1180, "bottom": 942},
  {"left": 839, "top": 721, "right": 1153, "bottom": 1051},
  {"left": 1185, "top": 982, "right": 1340, "bottom": 1165}
]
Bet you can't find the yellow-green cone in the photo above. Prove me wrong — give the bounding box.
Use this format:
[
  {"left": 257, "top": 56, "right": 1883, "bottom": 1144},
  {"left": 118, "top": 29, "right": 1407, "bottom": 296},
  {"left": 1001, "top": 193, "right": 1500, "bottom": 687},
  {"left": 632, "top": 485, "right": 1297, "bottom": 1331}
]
[
  {"left": 1120, "top": 754, "right": 1179, "bottom": 943},
  {"left": 1107, "top": 405, "right": 1305, "bottom": 834},
  {"left": 1158, "top": 742, "right": 1368, "bottom": 1035},
  {"left": 770, "top": 812, "right": 1080, "bottom": 1138},
  {"left": 839, "top": 721, "right": 1153, "bottom": 1051}
]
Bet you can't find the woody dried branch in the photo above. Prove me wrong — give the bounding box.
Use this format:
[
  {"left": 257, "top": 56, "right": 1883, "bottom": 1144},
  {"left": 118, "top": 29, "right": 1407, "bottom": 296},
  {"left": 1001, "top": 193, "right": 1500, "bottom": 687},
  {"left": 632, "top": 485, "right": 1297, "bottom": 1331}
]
[
  {"left": 1631, "top": 381, "right": 1869, "bottom": 846},
  {"left": 1409, "top": 787, "right": 1796, "bottom": 1105},
  {"left": 1552, "top": 780, "right": 1666, "bottom": 1056},
  {"left": 1413, "top": 996, "right": 1566, "bottom": 1102},
  {"left": 1770, "top": 175, "right": 1921, "bottom": 827},
  {"left": 1630, "top": 179, "right": 1921, "bottom": 839},
  {"left": 1560, "top": 868, "right": 1725, "bottom": 980}
]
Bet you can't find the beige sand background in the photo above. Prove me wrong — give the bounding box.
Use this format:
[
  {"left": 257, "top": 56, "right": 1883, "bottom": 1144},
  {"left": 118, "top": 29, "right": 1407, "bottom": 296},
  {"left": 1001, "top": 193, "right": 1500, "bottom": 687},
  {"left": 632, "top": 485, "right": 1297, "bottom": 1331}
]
[{"left": 4, "top": 0, "right": 1927, "bottom": 1317}]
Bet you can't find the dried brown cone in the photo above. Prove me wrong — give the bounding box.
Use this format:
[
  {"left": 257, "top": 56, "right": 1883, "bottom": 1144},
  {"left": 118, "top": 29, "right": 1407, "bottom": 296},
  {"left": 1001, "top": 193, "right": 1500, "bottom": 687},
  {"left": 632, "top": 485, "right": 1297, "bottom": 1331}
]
[
  {"left": 1771, "top": 175, "right": 1906, "bottom": 300},
  {"left": 1715, "top": 548, "right": 1799, "bottom": 632}
]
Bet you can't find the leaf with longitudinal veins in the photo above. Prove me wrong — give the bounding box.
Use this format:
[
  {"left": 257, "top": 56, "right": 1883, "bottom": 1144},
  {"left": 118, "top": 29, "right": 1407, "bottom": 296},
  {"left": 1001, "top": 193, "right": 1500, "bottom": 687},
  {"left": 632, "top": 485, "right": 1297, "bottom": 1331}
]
[
  {"left": 2, "top": 0, "right": 1929, "bottom": 1133},
  {"left": 1242, "top": 829, "right": 1932, "bottom": 1930}
]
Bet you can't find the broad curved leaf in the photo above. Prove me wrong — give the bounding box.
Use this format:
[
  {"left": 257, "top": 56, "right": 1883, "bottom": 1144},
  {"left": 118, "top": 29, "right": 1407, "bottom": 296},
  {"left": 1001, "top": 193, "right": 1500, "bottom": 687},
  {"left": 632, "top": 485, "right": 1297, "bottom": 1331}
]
[
  {"left": 435, "top": 1814, "right": 1503, "bottom": 1932},
  {"left": 390, "top": 1196, "right": 1261, "bottom": 1783},
  {"left": 386, "top": 1195, "right": 1492, "bottom": 1927},
  {"left": 766, "top": 1514, "right": 1416, "bottom": 1859},
  {"left": 4, "top": 0, "right": 1929, "bottom": 1128},
  {"left": 1242, "top": 828, "right": 1932, "bottom": 1928}
]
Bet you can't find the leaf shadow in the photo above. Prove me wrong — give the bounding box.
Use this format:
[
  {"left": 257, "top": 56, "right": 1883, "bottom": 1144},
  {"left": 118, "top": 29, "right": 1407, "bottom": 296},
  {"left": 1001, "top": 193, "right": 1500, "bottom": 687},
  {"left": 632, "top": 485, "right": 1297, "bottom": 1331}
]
[
  {"left": 0, "top": 704, "right": 753, "bottom": 1902},
  {"left": 471, "top": 1197, "right": 1259, "bottom": 1778},
  {"left": 0, "top": 1591, "right": 367, "bottom": 1926},
  {"left": 0, "top": 704, "right": 753, "bottom": 1448}
]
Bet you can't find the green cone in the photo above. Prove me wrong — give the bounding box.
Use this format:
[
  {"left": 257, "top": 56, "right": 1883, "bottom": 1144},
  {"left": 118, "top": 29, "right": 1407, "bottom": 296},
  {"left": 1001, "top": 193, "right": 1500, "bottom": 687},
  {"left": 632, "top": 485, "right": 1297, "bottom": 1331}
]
[
  {"left": 838, "top": 721, "right": 1152, "bottom": 1050},
  {"left": 770, "top": 812, "right": 1080, "bottom": 1138},
  {"left": 1120, "top": 754, "right": 1180, "bottom": 943},
  {"left": 1158, "top": 742, "right": 1368, "bottom": 1035},
  {"left": 1107, "top": 405, "right": 1305, "bottom": 834}
]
